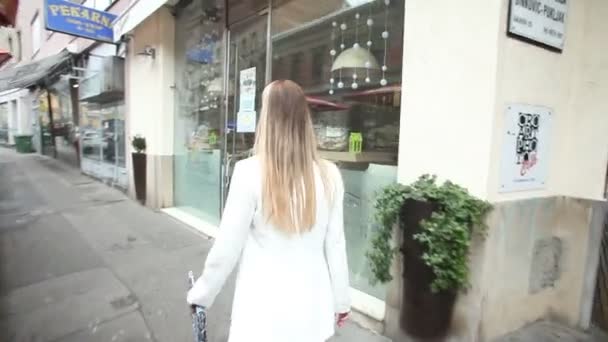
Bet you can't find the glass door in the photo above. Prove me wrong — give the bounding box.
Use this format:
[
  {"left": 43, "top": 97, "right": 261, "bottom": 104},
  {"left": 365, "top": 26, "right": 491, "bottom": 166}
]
[
  {"left": 81, "top": 103, "right": 103, "bottom": 164},
  {"left": 101, "top": 103, "right": 127, "bottom": 188},
  {"left": 222, "top": 13, "right": 269, "bottom": 206},
  {"left": 80, "top": 102, "right": 127, "bottom": 189}
]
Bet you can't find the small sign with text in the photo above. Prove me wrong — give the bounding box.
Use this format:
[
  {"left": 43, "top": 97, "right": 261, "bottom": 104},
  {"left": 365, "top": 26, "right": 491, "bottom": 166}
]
[{"left": 508, "top": 0, "right": 567, "bottom": 50}]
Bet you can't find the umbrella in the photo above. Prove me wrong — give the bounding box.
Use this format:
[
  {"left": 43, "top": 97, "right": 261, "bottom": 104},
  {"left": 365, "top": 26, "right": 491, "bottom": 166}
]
[{"left": 188, "top": 271, "right": 208, "bottom": 342}]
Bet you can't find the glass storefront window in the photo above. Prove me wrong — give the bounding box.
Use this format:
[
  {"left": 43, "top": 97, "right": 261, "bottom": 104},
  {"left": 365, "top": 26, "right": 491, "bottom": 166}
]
[
  {"left": 80, "top": 101, "right": 127, "bottom": 187},
  {"left": 36, "top": 91, "right": 52, "bottom": 155},
  {"left": 81, "top": 103, "right": 103, "bottom": 161},
  {"left": 272, "top": 0, "right": 405, "bottom": 300},
  {"left": 50, "top": 80, "right": 76, "bottom": 156},
  {"left": 173, "top": 0, "right": 226, "bottom": 225}
]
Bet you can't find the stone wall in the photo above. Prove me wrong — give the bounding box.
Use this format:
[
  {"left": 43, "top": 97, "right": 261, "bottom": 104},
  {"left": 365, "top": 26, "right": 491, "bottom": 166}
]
[{"left": 384, "top": 197, "right": 607, "bottom": 341}]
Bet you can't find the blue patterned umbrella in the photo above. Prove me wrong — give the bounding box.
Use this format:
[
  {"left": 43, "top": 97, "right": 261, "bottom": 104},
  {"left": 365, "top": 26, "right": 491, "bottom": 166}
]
[{"left": 188, "top": 271, "right": 208, "bottom": 342}]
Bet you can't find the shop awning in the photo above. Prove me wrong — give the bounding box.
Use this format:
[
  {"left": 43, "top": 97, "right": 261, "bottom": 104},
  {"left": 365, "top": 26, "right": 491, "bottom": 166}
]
[
  {"left": 0, "top": 0, "right": 18, "bottom": 27},
  {"left": 0, "top": 50, "right": 72, "bottom": 92},
  {"left": 113, "top": 0, "right": 173, "bottom": 42}
]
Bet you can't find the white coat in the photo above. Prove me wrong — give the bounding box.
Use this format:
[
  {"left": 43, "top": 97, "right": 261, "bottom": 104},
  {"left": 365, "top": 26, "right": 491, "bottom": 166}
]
[{"left": 187, "top": 157, "right": 351, "bottom": 342}]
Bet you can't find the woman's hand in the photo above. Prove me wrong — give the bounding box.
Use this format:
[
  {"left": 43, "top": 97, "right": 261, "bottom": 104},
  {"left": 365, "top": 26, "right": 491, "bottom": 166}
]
[{"left": 336, "top": 312, "right": 349, "bottom": 327}]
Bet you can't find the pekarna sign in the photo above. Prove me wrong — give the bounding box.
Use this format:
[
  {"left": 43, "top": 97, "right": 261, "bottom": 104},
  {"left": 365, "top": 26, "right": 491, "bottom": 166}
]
[{"left": 45, "top": 0, "right": 117, "bottom": 43}]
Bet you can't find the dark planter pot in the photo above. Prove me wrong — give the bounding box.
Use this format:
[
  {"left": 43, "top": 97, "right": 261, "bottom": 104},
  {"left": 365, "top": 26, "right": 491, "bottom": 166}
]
[
  {"left": 399, "top": 199, "right": 457, "bottom": 340},
  {"left": 132, "top": 152, "right": 146, "bottom": 203}
]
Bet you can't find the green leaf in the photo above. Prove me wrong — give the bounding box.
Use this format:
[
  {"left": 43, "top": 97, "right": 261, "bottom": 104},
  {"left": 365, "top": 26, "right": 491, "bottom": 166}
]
[{"left": 366, "top": 174, "right": 493, "bottom": 292}]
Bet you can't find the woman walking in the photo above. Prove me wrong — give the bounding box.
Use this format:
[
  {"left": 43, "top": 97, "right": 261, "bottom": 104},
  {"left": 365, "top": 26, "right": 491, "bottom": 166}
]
[{"left": 187, "top": 80, "right": 350, "bottom": 342}]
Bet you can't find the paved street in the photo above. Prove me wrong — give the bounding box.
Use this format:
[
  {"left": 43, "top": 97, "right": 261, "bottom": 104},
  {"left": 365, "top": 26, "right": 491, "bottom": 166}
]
[{"left": 0, "top": 148, "right": 389, "bottom": 342}]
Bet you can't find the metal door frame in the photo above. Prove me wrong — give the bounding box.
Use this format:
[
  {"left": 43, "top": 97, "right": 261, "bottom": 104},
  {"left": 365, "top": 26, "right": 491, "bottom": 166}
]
[{"left": 220, "top": 3, "right": 272, "bottom": 212}]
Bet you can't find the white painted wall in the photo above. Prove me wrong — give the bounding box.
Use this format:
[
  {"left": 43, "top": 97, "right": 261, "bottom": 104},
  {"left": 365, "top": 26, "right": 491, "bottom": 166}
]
[
  {"left": 397, "top": 0, "right": 503, "bottom": 200},
  {"left": 398, "top": 0, "right": 608, "bottom": 204},
  {"left": 559, "top": 1, "right": 608, "bottom": 201},
  {"left": 126, "top": 7, "right": 174, "bottom": 156},
  {"left": 473, "top": 0, "right": 608, "bottom": 339},
  {"left": 486, "top": 0, "right": 608, "bottom": 202},
  {"left": 125, "top": 6, "right": 175, "bottom": 207},
  {"left": 393, "top": 0, "right": 608, "bottom": 340}
]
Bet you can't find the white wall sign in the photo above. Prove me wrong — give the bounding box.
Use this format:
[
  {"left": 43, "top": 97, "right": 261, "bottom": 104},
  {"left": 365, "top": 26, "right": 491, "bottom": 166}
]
[
  {"left": 499, "top": 104, "right": 553, "bottom": 193},
  {"left": 237, "top": 67, "right": 257, "bottom": 133},
  {"left": 239, "top": 67, "right": 256, "bottom": 112},
  {"left": 508, "top": 0, "right": 567, "bottom": 50}
]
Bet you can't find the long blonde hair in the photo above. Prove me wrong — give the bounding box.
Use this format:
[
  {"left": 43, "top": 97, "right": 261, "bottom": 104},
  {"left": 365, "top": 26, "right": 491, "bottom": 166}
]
[{"left": 254, "top": 80, "right": 331, "bottom": 234}]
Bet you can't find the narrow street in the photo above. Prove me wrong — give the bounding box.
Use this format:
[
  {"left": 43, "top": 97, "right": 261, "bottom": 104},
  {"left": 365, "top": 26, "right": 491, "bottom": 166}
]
[{"left": 0, "top": 148, "right": 388, "bottom": 342}]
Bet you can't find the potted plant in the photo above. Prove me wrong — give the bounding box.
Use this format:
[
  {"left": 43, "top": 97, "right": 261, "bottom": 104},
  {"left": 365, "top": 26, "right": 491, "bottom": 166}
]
[
  {"left": 131, "top": 135, "right": 147, "bottom": 204},
  {"left": 367, "top": 175, "right": 492, "bottom": 339}
]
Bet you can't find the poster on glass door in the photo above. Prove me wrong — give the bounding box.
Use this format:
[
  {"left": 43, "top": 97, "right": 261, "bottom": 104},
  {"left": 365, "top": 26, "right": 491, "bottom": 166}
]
[{"left": 237, "top": 67, "right": 256, "bottom": 133}]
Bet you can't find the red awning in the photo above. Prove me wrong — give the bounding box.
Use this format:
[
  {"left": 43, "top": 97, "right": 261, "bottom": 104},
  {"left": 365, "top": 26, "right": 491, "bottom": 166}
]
[
  {"left": 306, "top": 96, "right": 350, "bottom": 111},
  {"left": 0, "top": 0, "right": 18, "bottom": 27},
  {"left": 344, "top": 85, "right": 402, "bottom": 97},
  {"left": 0, "top": 48, "right": 11, "bottom": 67}
]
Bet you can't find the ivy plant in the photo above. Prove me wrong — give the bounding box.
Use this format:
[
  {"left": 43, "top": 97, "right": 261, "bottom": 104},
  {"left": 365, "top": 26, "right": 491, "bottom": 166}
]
[{"left": 367, "top": 175, "right": 492, "bottom": 293}]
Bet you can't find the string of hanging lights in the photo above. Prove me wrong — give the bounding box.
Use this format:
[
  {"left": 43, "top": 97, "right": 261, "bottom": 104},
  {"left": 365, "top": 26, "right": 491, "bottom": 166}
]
[{"left": 329, "top": 0, "right": 390, "bottom": 93}]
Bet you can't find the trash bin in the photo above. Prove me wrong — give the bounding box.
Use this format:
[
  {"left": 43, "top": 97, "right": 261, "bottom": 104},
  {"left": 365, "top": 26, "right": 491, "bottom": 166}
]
[{"left": 14, "top": 135, "right": 33, "bottom": 153}]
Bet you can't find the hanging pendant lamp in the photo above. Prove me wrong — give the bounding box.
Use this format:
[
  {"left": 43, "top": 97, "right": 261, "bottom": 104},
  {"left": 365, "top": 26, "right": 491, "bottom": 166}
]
[{"left": 331, "top": 46, "right": 380, "bottom": 72}]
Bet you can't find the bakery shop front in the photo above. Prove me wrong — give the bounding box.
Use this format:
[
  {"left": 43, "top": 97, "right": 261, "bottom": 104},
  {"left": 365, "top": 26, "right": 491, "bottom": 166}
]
[{"left": 170, "top": 0, "right": 405, "bottom": 318}]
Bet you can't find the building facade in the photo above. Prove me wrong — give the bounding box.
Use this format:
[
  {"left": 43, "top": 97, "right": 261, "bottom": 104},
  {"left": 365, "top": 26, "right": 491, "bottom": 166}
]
[
  {"left": 119, "top": 0, "right": 405, "bottom": 324},
  {"left": 0, "top": 0, "right": 129, "bottom": 179},
  {"left": 118, "top": 0, "right": 608, "bottom": 340},
  {"left": 1, "top": 0, "right": 607, "bottom": 340}
]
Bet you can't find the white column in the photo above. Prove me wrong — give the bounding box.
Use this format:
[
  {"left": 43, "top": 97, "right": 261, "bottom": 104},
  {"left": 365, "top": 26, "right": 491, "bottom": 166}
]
[
  {"left": 397, "top": 0, "right": 503, "bottom": 200},
  {"left": 388, "top": 1, "right": 503, "bottom": 341},
  {"left": 126, "top": 7, "right": 175, "bottom": 208},
  {"left": 391, "top": 1, "right": 608, "bottom": 341}
]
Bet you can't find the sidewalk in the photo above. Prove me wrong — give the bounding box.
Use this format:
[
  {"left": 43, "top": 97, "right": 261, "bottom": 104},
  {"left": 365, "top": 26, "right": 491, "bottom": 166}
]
[
  {"left": 493, "top": 320, "right": 607, "bottom": 342},
  {"left": 0, "top": 148, "right": 389, "bottom": 342}
]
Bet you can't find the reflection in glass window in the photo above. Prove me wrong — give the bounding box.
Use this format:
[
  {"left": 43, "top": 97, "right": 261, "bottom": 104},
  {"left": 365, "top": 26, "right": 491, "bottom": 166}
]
[
  {"left": 173, "top": 0, "right": 225, "bottom": 225},
  {"left": 80, "top": 102, "right": 125, "bottom": 168},
  {"left": 272, "top": 0, "right": 404, "bottom": 299}
]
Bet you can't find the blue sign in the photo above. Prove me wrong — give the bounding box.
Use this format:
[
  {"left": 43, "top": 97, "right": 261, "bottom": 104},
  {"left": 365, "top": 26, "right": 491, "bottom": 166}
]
[{"left": 45, "top": 0, "right": 117, "bottom": 43}]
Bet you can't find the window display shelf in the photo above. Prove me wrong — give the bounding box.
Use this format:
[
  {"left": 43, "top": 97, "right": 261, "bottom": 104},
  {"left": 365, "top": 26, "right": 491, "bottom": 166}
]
[
  {"left": 319, "top": 151, "right": 397, "bottom": 164},
  {"left": 189, "top": 147, "right": 219, "bottom": 153}
]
